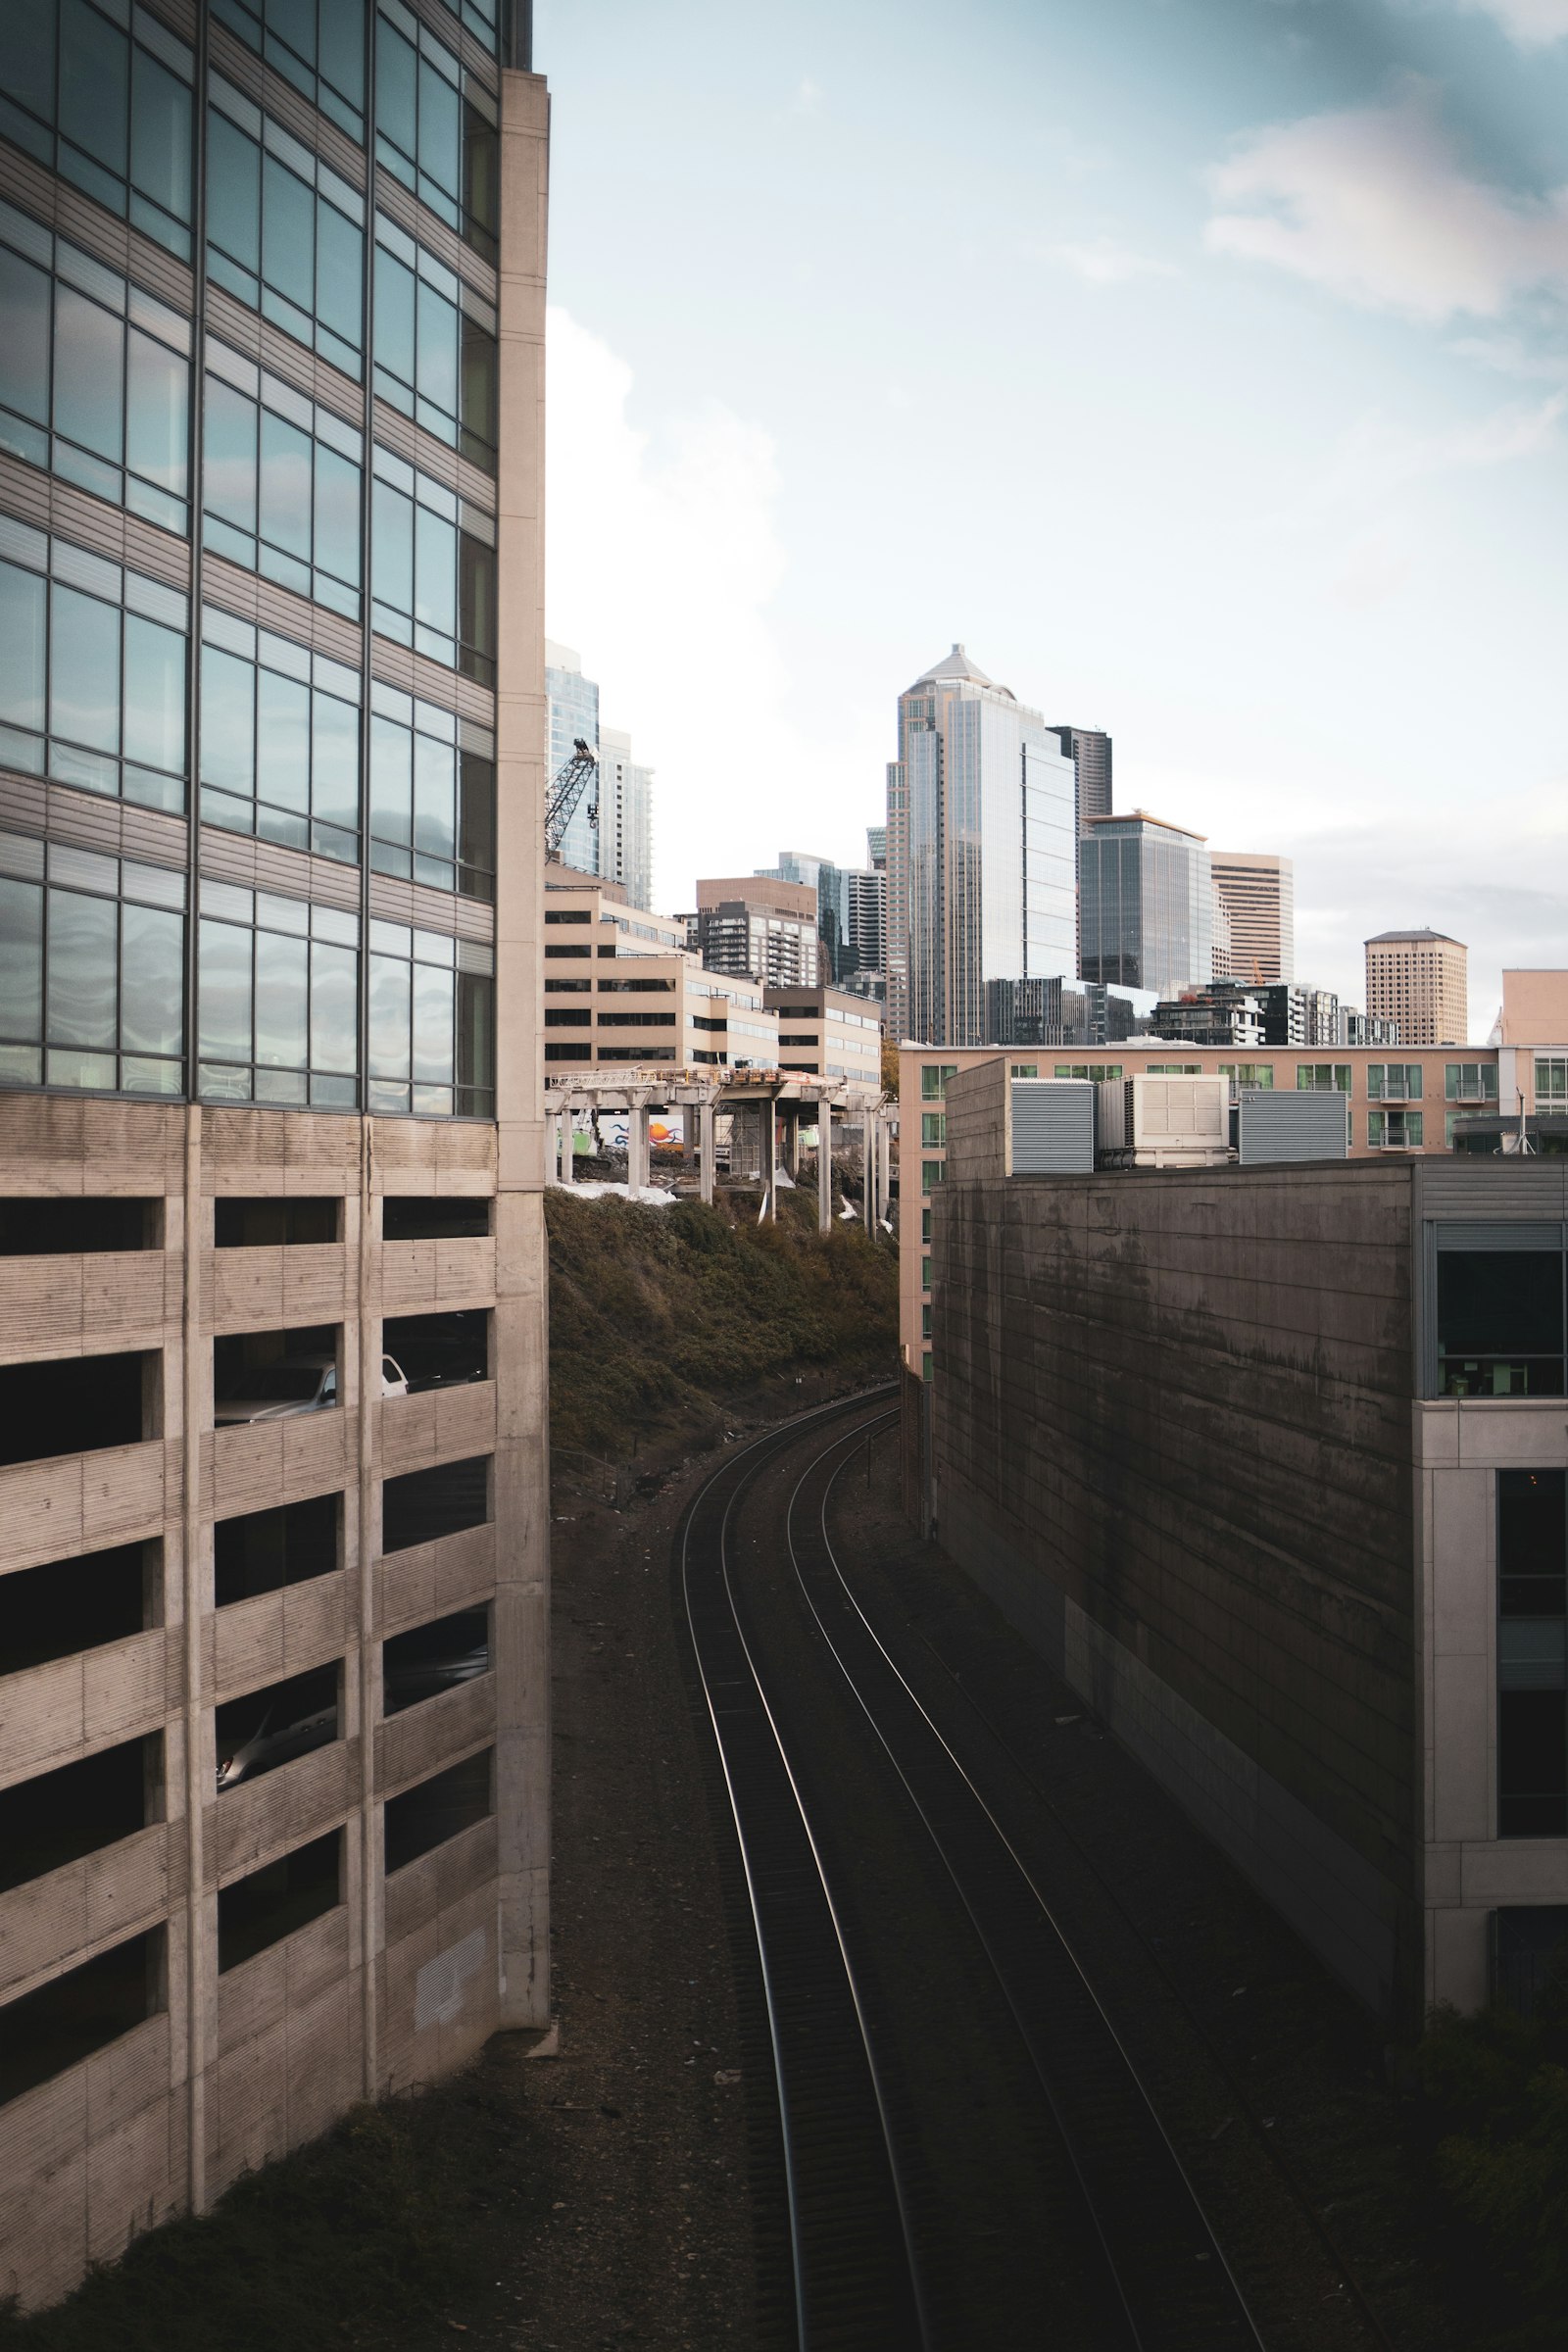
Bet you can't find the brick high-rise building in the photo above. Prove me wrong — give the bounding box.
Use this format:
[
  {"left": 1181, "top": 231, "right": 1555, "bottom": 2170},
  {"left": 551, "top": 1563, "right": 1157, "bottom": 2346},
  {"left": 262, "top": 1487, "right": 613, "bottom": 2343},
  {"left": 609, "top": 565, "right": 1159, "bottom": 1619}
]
[
  {"left": 1366, "top": 929, "right": 1469, "bottom": 1046},
  {"left": 1211, "top": 853, "right": 1295, "bottom": 984},
  {"left": 0, "top": 6, "right": 552, "bottom": 2305}
]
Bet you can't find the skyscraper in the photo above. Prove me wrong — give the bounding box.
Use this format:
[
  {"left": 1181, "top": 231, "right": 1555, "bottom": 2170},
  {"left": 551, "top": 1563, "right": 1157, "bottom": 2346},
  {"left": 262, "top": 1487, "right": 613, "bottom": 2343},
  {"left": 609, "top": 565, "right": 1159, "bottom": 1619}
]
[
  {"left": 885, "top": 646, "right": 1075, "bottom": 1047},
  {"left": 0, "top": 9, "right": 550, "bottom": 2302},
  {"left": 1211, "top": 852, "right": 1295, "bottom": 984},
  {"left": 1079, "top": 812, "right": 1215, "bottom": 999},
  {"left": 544, "top": 641, "right": 600, "bottom": 875},
  {"left": 760, "top": 848, "right": 884, "bottom": 988},
  {"left": 596, "top": 725, "right": 654, "bottom": 915},
  {"left": 1365, "top": 929, "right": 1468, "bottom": 1046},
  {"left": 1051, "top": 723, "right": 1112, "bottom": 830}
]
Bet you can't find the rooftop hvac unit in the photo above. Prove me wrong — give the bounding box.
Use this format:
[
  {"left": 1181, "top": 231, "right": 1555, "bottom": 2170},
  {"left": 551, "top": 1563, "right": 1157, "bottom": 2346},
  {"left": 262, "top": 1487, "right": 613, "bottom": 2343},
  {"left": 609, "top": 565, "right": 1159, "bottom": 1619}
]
[
  {"left": 1234, "top": 1087, "right": 1349, "bottom": 1164},
  {"left": 1097, "top": 1074, "right": 1231, "bottom": 1168},
  {"left": 1008, "top": 1080, "right": 1096, "bottom": 1174}
]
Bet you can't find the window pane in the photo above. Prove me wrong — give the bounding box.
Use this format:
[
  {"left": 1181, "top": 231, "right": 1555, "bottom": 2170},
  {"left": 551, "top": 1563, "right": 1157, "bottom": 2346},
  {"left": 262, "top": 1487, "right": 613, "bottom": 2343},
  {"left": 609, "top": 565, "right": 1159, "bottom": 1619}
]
[
  {"left": 413, "top": 732, "right": 454, "bottom": 860},
  {"left": 460, "top": 313, "right": 497, "bottom": 457},
  {"left": 130, "top": 51, "right": 191, "bottom": 222},
  {"left": 259, "top": 409, "right": 312, "bottom": 560},
  {"left": 310, "top": 941, "right": 357, "bottom": 1075},
  {"left": 207, "top": 112, "right": 261, "bottom": 271},
  {"left": 413, "top": 504, "right": 456, "bottom": 638},
  {"left": 368, "top": 952, "right": 410, "bottom": 1079},
  {"left": 50, "top": 584, "right": 122, "bottom": 755},
  {"left": 0, "top": 561, "right": 47, "bottom": 734},
  {"left": 463, "top": 101, "right": 498, "bottom": 242},
  {"left": 270, "top": 0, "right": 317, "bottom": 66},
  {"left": 373, "top": 247, "right": 416, "bottom": 389},
  {"left": 54, "top": 288, "right": 123, "bottom": 465},
  {"left": 204, "top": 380, "right": 258, "bottom": 533},
  {"left": 458, "top": 971, "right": 492, "bottom": 1092},
  {"left": 47, "top": 888, "right": 118, "bottom": 1049},
  {"left": 122, "top": 614, "right": 186, "bottom": 776},
  {"left": 0, "top": 247, "right": 51, "bottom": 429},
  {"left": 254, "top": 928, "right": 309, "bottom": 1068},
  {"left": 371, "top": 478, "right": 414, "bottom": 615},
  {"left": 313, "top": 445, "right": 361, "bottom": 590},
  {"left": 458, "top": 753, "right": 493, "bottom": 882},
  {"left": 375, "top": 29, "right": 416, "bottom": 159},
  {"left": 120, "top": 904, "right": 182, "bottom": 1055},
  {"left": 416, "top": 284, "right": 459, "bottom": 419},
  {"left": 460, "top": 532, "right": 494, "bottom": 664},
  {"left": 11, "top": 0, "right": 55, "bottom": 123},
  {"left": 198, "top": 918, "right": 252, "bottom": 1060},
  {"left": 311, "top": 694, "right": 359, "bottom": 829},
  {"left": 256, "top": 667, "right": 310, "bottom": 812},
  {"left": 319, "top": 0, "right": 366, "bottom": 108},
  {"left": 200, "top": 645, "right": 255, "bottom": 794},
  {"left": 370, "top": 716, "right": 412, "bottom": 843},
  {"left": 0, "top": 877, "right": 43, "bottom": 1040},
  {"left": 262, "top": 155, "right": 315, "bottom": 314},
  {"left": 125, "top": 332, "right": 187, "bottom": 498},
  {"left": 417, "top": 58, "right": 460, "bottom": 196},
  {"left": 315, "top": 201, "right": 362, "bottom": 351},
  {"left": 413, "top": 959, "right": 454, "bottom": 1084},
  {"left": 1439, "top": 1253, "right": 1563, "bottom": 1357},
  {"left": 61, "top": 0, "right": 128, "bottom": 177}
]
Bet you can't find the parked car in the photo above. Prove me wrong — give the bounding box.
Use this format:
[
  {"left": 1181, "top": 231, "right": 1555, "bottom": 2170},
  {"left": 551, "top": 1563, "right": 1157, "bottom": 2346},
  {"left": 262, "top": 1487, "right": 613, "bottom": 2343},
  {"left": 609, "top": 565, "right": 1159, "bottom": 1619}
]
[
  {"left": 214, "top": 1351, "right": 408, "bottom": 1426},
  {"left": 217, "top": 1696, "right": 337, "bottom": 1789}
]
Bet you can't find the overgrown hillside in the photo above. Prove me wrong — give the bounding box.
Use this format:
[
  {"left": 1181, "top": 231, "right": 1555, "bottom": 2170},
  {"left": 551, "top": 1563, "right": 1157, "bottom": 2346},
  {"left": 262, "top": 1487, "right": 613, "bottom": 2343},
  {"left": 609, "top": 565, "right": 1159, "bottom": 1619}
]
[{"left": 546, "top": 1188, "right": 898, "bottom": 1459}]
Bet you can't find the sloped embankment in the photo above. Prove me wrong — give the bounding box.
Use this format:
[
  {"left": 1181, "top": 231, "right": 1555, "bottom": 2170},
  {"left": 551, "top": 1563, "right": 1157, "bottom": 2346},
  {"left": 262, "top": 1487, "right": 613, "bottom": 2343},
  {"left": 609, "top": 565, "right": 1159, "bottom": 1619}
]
[{"left": 546, "top": 1188, "right": 898, "bottom": 1459}]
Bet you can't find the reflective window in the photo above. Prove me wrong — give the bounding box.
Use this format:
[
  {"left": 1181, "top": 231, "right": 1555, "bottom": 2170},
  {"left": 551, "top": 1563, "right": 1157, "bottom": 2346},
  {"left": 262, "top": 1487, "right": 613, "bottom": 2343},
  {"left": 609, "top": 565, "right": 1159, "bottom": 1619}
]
[
  {"left": 1498, "top": 1470, "right": 1568, "bottom": 1838},
  {"left": 0, "top": 202, "right": 192, "bottom": 534},
  {"left": 212, "top": 0, "right": 367, "bottom": 142},
  {"left": 1366, "top": 1109, "right": 1424, "bottom": 1150},
  {"left": 919, "top": 1063, "right": 957, "bottom": 1100},
  {"left": 0, "top": 832, "right": 184, "bottom": 1097},
  {"left": 1437, "top": 1249, "right": 1565, "bottom": 1398},
  {"left": 199, "top": 609, "right": 361, "bottom": 865},
  {"left": 372, "top": 216, "right": 497, "bottom": 471},
  {"left": 368, "top": 682, "right": 493, "bottom": 900},
  {"left": 197, "top": 881, "right": 359, "bottom": 1108},
  {"left": 1367, "top": 1062, "right": 1423, "bottom": 1102},
  {"left": 370, "top": 447, "right": 495, "bottom": 685},
  {"left": 203, "top": 342, "right": 363, "bottom": 617},
  {"left": 1446, "top": 1062, "right": 1498, "bottom": 1103},
  {"left": 206, "top": 80, "right": 365, "bottom": 379},
  {"left": 0, "top": 0, "right": 194, "bottom": 260},
  {"left": 374, "top": 2, "right": 498, "bottom": 262},
  {"left": 367, "top": 921, "right": 493, "bottom": 1118},
  {"left": 0, "top": 520, "right": 188, "bottom": 812},
  {"left": 1539, "top": 1058, "right": 1568, "bottom": 1104},
  {"left": 1297, "top": 1063, "right": 1351, "bottom": 1093}
]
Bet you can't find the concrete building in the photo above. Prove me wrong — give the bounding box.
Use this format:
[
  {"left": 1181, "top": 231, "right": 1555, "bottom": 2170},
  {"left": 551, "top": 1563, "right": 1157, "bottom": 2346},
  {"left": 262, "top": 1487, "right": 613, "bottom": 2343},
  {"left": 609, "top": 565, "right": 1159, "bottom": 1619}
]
[
  {"left": 929, "top": 1075, "right": 1568, "bottom": 2021},
  {"left": 884, "top": 646, "right": 1076, "bottom": 1048},
  {"left": 690, "top": 876, "right": 822, "bottom": 991},
  {"left": 1211, "top": 853, "right": 1295, "bottom": 984},
  {"left": 0, "top": 12, "right": 551, "bottom": 2307},
  {"left": 1079, "top": 811, "right": 1214, "bottom": 1002},
  {"left": 546, "top": 876, "right": 778, "bottom": 1073},
  {"left": 760, "top": 847, "right": 886, "bottom": 993},
  {"left": 594, "top": 726, "right": 654, "bottom": 919},
  {"left": 1050, "top": 724, "right": 1112, "bottom": 832},
  {"left": 766, "top": 985, "right": 883, "bottom": 1088},
  {"left": 1367, "top": 929, "right": 1469, "bottom": 1047},
  {"left": 1259, "top": 983, "right": 1342, "bottom": 1049},
  {"left": 1152, "top": 982, "right": 1265, "bottom": 1049}
]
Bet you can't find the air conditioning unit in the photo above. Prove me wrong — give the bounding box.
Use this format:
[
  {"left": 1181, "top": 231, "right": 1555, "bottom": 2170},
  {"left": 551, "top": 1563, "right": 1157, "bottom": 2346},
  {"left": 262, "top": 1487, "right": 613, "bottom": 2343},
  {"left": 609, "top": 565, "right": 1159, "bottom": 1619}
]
[{"left": 1097, "top": 1075, "right": 1232, "bottom": 1168}]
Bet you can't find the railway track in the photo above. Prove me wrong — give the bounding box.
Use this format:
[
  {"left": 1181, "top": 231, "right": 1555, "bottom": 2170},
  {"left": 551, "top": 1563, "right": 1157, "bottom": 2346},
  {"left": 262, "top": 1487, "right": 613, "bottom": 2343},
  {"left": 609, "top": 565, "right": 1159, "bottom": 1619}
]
[{"left": 678, "top": 1394, "right": 1388, "bottom": 2351}]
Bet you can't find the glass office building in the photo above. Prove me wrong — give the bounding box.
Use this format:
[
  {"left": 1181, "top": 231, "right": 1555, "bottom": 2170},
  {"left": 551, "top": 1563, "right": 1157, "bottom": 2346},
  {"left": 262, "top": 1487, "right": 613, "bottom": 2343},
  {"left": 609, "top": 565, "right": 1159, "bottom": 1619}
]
[
  {"left": 886, "top": 645, "right": 1075, "bottom": 1047},
  {"left": 1079, "top": 810, "right": 1214, "bottom": 1001},
  {"left": 0, "top": 3, "right": 551, "bottom": 2307}
]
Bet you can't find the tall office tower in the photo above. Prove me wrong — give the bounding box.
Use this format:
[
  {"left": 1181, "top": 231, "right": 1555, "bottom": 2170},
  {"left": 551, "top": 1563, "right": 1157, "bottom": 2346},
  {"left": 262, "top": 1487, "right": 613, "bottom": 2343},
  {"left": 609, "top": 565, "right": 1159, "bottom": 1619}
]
[
  {"left": 544, "top": 641, "right": 600, "bottom": 876},
  {"left": 1079, "top": 812, "right": 1215, "bottom": 999},
  {"left": 1210, "top": 883, "right": 1234, "bottom": 980},
  {"left": 1365, "top": 929, "right": 1469, "bottom": 1046},
  {"left": 1050, "top": 723, "right": 1112, "bottom": 831},
  {"left": 1211, "top": 852, "right": 1295, "bottom": 984},
  {"left": 886, "top": 646, "right": 1075, "bottom": 1048},
  {"left": 760, "top": 849, "right": 883, "bottom": 988},
  {"left": 846, "top": 861, "right": 886, "bottom": 980},
  {"left": 0, "top": 11, "right": 550, "bottom": 2307},
  {"left": 692, "top": 876, "right": 823, "bottom": 989},
  {"left": 866, "top": 824, "right": 886, "bottom": 871},
  {"left": 596, "top": 725, "right": 653, "bottom": 915}
]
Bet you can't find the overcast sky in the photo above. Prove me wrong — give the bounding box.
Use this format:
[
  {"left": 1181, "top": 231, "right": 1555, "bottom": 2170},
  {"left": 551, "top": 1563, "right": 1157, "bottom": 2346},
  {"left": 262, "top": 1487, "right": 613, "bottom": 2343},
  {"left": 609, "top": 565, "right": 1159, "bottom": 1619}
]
[{"left": 536, "top": 0, "right": 1568, "bottom": 1036}]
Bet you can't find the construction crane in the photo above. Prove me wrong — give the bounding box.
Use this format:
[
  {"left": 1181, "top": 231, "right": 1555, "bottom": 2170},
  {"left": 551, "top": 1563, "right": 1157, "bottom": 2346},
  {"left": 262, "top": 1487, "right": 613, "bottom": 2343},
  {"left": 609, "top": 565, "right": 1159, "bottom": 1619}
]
[{"left": 545, "top": 737, "right": 599, "bottom": 862}]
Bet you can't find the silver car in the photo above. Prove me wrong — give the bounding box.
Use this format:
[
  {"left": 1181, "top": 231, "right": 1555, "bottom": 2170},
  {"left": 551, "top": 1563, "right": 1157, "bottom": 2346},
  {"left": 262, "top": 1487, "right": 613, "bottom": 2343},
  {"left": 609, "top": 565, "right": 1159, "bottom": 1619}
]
[
  {"left": 217, "top": 1697, "right": 337, "bottom": 1790},
  {"left": 214, "top": 1351, "right": 409, "bottom": 1426}
]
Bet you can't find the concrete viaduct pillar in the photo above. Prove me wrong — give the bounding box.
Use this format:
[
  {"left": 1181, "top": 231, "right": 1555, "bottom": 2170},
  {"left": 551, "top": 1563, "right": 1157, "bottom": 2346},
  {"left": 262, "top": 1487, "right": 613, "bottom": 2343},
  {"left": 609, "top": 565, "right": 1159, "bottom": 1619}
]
[
  {"left": 817, "top": 1100, "right": 833, "bottom": 1232},
  {"left": 699, "top": 1102, "right": 716, "bottom": 1204}
]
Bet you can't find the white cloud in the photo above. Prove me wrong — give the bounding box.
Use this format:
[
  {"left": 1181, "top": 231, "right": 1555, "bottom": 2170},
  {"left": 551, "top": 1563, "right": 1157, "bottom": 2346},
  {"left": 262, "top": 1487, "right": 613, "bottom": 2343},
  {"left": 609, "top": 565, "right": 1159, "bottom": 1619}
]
[
  {"left": 1320, "top": 391, "right": 1566, "bottom": 500},
  {"left": 1205, "top": 80, "right": 1568, "bottom": 320},
  {"left": 1049, "top": 237, "right": 1179, "bottom": 285},
  {"left": 1450, "top": 0, "right": 1568, "bottom": 47}
]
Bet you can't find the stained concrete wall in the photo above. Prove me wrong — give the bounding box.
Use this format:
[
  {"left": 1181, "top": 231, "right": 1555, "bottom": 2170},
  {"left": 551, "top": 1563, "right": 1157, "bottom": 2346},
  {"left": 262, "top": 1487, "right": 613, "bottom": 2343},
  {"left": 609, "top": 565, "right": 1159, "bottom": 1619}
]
[{"left": 931, "top": 1160, "right": 1422, "bottom": 2017}]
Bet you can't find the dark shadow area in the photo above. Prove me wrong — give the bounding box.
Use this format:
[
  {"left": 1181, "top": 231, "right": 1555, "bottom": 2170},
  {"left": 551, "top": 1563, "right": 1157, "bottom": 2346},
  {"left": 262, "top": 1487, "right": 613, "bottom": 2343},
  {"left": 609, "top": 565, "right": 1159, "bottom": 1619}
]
[
  {"left": 0, "top": 1734, "right": 161, "bottom": 1895},
  {"left": 381, "top": 1455, "right": 490, "bottom": 1553},
  {"left": 215, "top": 1198, "right": 340, "bottom": 1247},
  {"left": 0, "top": 1352, "right": 151, "bottom": 1468},
  {"left": 0, "top": 1540, "right": 157, "bottom": 1677},
  {"left": 384, "top": 1749, "right": 493, "bottom": 1875},
  {"left": 218, "top": 1831, "right": 342, "bottom": 1974},
  {"left": 382, "top": 1607, "right": 490, "bottom": 1716},
  {"left": 382, "top": 1196, "right": 490, "bottom": 1241},
  {"left": 214, "top": 1494, "right": 340, "bottom": 1608},
  {"left": 0, "top": 1929, "right": 165, "bottom": 2109},
  {"left": 214, "top": 1663, "right": 339, "bottom": 1793},
  {"left": 213, "top": 1326, "right": 338, "bottom": 1427},
  {"left": 382, "top": 1310, "right": 488, "bottom": 1393},
  {"left": 0, "top": 1200, "right": 158, "bottom": 1254}
]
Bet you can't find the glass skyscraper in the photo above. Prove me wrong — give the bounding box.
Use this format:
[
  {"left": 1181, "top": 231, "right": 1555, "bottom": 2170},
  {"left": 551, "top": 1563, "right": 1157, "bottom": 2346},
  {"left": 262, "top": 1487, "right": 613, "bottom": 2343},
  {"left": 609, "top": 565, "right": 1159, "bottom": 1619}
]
[
  {"left": 1079, "top": 811, "right": 1215, "bottom": 999},
  {"left": 0, "top": 4, "right": 551, "bottom": 2305},
  {"left": 885, "top": 645, "right": 1075, "bottom": 1046},
  {"left": 545, "top": 642, "right": 653, "bottom": 909}
]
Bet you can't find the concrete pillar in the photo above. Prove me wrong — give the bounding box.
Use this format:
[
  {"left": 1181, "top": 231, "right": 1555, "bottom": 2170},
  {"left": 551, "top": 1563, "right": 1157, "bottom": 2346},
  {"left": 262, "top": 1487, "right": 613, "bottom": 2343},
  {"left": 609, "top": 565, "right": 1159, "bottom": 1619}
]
[
  {"left": 785, "top": 1103, "right": 802, "bottom": 1178},
  {"left": 699, "top": 1101, "right": 716, "bottom": 1203},
  {"left": 875, "top": 1111, "right": 890, "bottom": 1224},
  {"left": 767, "top": 1099, "right": 778, "bottom": 1219},
  {"left": 863, "top": 1113, "right": 875, "bottom": 1236},
  {"left": 626, "top": 1100, "right": 649, "bottom": 1195},
  {"left": 817, "top": 1100, "right": 833, "bottom": 1232}
]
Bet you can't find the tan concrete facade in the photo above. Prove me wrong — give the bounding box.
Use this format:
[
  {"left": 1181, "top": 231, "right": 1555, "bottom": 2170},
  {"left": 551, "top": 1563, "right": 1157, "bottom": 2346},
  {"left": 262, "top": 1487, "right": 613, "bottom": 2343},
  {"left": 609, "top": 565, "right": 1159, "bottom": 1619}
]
[{"left": 1366, "top": 929, "right": 1469, "bottom": 1047}]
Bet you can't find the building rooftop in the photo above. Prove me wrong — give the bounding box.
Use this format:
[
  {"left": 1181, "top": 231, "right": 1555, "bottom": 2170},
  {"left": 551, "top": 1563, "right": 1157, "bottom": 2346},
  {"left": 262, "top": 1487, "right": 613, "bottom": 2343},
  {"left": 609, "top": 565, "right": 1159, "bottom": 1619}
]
[
  {"left": 1085, "top": 808, "right": 1207, "bottom": 841},
  {"left": 907, "top": 643, "right": 1014, "bottom": 697},
  {"left": 1366, "top": 929, "right": 1466, "bottom": 946}
]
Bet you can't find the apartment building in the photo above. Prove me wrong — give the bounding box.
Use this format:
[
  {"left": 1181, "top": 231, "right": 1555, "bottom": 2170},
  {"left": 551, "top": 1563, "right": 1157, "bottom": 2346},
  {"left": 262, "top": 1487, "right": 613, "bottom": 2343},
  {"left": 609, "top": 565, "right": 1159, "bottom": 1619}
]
[
  {"left": 545, "top": 878, "right": 778, "bottom": 1071},
  {"left": 0, "top": 7, "right": 550, "bottom": 2307},
  {"left": 765, "top": 984, "right": 883, "bottom": 1087},
  {"left": 688, "top": 875, "right": 821, "bottom": 991},
  {"left": 1367, "top": 928, "right": 1468, "bottom": 1047}
]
